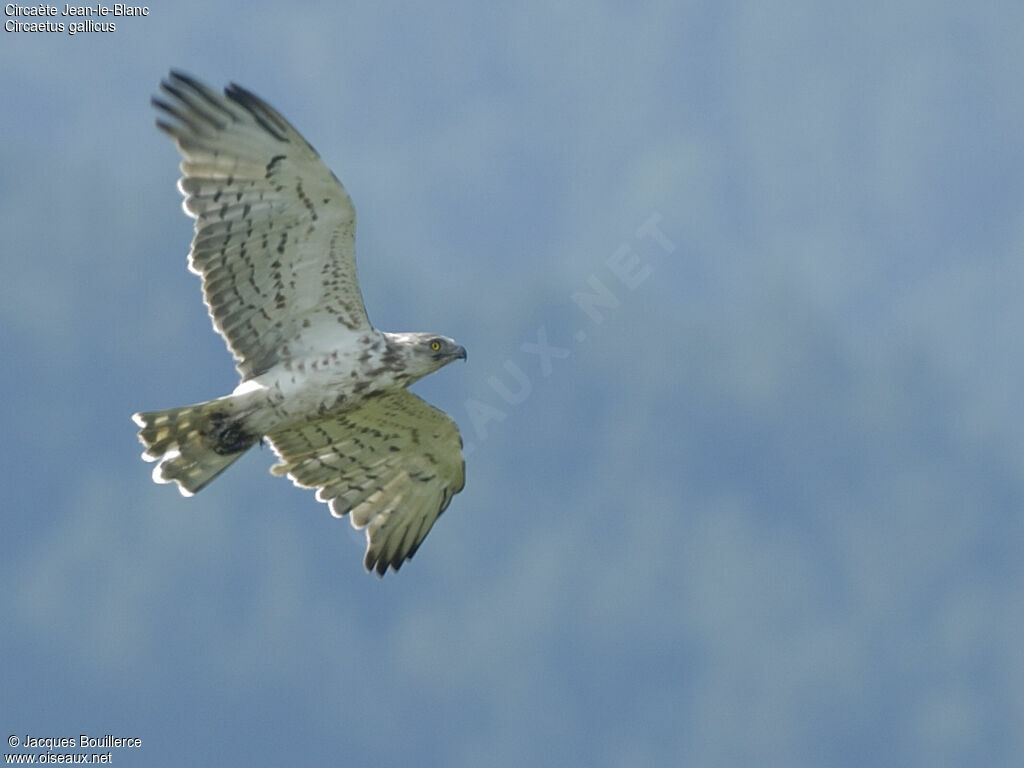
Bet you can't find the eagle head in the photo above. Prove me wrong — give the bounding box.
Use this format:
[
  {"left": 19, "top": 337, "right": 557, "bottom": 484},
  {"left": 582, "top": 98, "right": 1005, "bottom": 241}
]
[{"left": 382, "top": 331, "right": 467, "bottom": 382}]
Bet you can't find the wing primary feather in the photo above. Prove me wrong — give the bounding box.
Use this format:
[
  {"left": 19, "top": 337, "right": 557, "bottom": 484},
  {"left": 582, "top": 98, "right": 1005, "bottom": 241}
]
[
  {"left": 151, "top": 98, "right": 207, "bottom": 136},
  {"left": 159, "top": 82, "right": 229, "bottom": 130},
  {"left": 165, "top": 71, "right": 240, "bottom": 122},
  {"left": 224, "top": 84, "right": 290, "bottom": 142}
]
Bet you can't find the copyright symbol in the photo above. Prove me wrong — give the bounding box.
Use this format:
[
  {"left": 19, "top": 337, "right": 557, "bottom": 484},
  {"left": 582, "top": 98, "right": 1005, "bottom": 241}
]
[{"left": 8, "top": 735, "right": 18, "bottom": 748}]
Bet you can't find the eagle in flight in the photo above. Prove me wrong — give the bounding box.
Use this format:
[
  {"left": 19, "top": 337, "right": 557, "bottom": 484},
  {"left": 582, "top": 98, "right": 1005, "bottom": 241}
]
[{"left": 133, "top": 71, "right": 467, "bottom": 576}]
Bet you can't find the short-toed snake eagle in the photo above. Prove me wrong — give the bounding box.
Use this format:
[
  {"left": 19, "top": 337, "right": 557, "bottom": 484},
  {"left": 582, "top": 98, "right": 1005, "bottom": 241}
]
[{"left": 133, "top": 72, "right": 467, "bottom": 576}]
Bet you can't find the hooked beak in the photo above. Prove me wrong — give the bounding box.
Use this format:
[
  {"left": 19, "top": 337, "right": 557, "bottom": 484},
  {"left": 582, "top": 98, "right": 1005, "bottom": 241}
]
[{"left": 454, "top": 345, "right": 468, "bottom": 361}]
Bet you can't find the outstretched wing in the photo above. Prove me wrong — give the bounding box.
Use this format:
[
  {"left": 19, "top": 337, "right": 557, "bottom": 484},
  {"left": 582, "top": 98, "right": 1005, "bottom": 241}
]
[
  {"left": 154, "top": 71, "right": 371, "bottom": 379},
  {"left": 266, "top": 390, "right": 466, "bottom": 576}
]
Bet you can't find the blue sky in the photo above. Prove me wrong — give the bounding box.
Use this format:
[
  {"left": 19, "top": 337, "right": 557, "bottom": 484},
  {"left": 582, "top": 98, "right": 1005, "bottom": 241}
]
[{"left": 3, "top": 1, "right": 1024, "bottom": 766}]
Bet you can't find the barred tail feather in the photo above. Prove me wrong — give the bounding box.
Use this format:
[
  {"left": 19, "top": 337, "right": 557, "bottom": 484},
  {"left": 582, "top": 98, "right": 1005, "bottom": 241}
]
[{"left": 132, "top": 399, "right": 257, "bottom": 495}]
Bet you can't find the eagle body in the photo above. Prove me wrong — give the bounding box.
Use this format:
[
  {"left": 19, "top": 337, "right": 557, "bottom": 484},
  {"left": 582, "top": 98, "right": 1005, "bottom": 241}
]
[
  {"left": 231, "top": 329, "right": 464, "bottom": 436},
  {"left": 133, "top": 72, "right": 467, "bottom": 576}
]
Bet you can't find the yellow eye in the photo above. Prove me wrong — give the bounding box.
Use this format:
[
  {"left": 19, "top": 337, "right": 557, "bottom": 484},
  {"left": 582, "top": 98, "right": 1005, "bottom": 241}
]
[{"left": 430, "top": 340, "right": 442, "bottom": 351}]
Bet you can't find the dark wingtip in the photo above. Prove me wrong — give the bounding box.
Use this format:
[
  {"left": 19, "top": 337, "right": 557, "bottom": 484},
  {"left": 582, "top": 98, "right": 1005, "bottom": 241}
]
[
  {"left": 365, "top": 552, "right": 410, "bottom": 578},
  {"left": 164, "top": 69, "right": 201, "bottom": 90}
]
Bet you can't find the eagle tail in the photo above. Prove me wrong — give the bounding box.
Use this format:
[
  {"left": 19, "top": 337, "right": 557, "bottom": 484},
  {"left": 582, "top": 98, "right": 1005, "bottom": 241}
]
[{"left": 132, "top": 398, "right": 258, "bottom": 496}]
